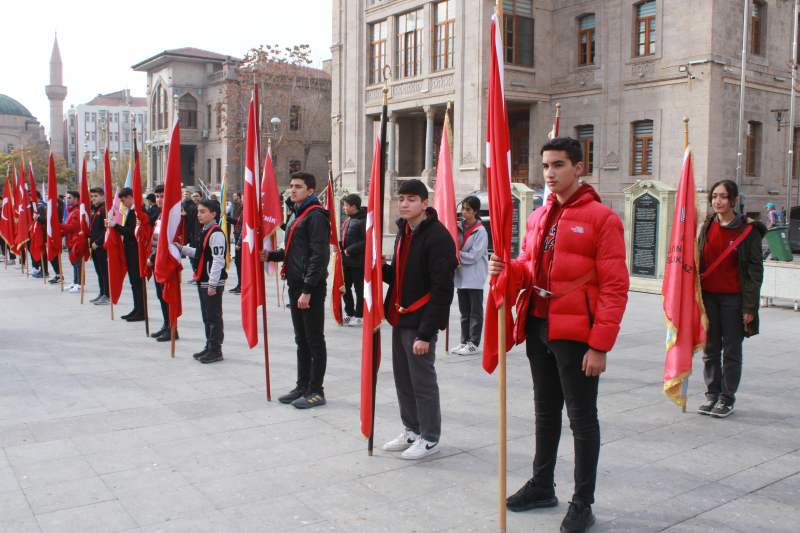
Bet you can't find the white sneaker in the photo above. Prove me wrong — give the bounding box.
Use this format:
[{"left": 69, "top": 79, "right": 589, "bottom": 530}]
[
  {"left": 451, "top": 343, "right": 467, "bottom": 355},
  {"left": 401, "top": 437, "right": 440, "bottom": 460},
  {"left": 349, "top": 317, "right": 363, "bottom": 327},
  {"left": 31, "top": 267, "right": 40, "bottom": 274},
  {"left": 383, "top": 430, "right": 419, "bottom": 452},
  {"left": 69, "top": 285, "right": 81, "bottom": 293},
  {"left": 460, "top": 342, "right": 479, "bottom": 355}
]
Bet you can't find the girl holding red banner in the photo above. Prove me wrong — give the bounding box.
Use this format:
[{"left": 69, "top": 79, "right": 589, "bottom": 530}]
[{"left": 697, "top": 180, "right": 766, "bottom": 418}]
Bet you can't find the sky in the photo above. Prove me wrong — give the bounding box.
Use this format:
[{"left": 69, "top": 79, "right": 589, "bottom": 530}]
[{"left": 1, "top": 0, "right": 333, "bottom": 140}]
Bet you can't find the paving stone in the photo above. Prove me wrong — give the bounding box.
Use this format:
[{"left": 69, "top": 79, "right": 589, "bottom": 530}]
[
  {"left": 35, "top": 500, "right": 137, "bottom": 533},
  {"left": 23, "top": 476, "right": 116, "bottom": 515},
  {"left": 11, "top": 456, "right": 97, "bottom": 489}
]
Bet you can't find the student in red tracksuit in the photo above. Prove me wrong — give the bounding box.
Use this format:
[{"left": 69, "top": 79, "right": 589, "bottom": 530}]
[
  {"left": 59, "top": 190, "right": 82, "bottom": 293},
  {"left": 490, "top": 137, "right": 629, "bottom": 533}
]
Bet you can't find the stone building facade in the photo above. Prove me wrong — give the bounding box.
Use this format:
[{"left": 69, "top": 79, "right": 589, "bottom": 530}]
[
  {"left": 132, "top": 47, "right": 332, "bottom": 193},
  {"left": 332, "top": 0, "right": 800, "bottom": 221},
  {"left": 0, "top": 95, "right": 48, "bottom": 155}
]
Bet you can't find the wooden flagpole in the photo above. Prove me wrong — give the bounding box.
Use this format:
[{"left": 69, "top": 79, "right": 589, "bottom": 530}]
[
  {"left": 260, "top": 107, "right": 271, "bottom": 401},
  {"left": 80, "top": 256, "right": 85, "bottom": 303},
  {"left": 142, "top": 278, "right": 150, "bottom": 336},
  {"left": 58, "top": 254, "right": 64, "bottom": 291},
  {"left": 170, "top": 322, "right": 176, "bottom": 358},
  {"left": 496, "top": 3, "right": 507, "bottom": 531},
  {"left": 102, "top": 120, "right": 114, "bottom": 320}
]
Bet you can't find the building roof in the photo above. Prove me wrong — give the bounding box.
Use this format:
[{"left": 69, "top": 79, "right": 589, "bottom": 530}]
[
  {"left": 85, "top": 91, "right": 147, "bottom": 107},
  {"left": 132, "top": 47, "right": 233, "bottom": 70},
  {"left": 259, "top": 62, "right": 331, "bottom": 80},
  {"left": 0, "top": 94, "right": 34, "bottom": 117}
]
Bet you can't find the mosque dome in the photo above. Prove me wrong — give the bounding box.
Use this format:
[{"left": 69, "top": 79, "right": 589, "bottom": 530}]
[{"left": 0, "top": 94, "right": 34, "bottom": 117}]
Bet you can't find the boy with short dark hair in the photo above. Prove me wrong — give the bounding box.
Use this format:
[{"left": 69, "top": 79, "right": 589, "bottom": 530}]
[
  {"left": 105, "top": 187, "right": 144, "bottom": 321},
  {"left": 381, "top": 178, "right": 457, "bottom": 460},
  {"left": 340, "top": 193, "right": 367, "bottom": 326}
]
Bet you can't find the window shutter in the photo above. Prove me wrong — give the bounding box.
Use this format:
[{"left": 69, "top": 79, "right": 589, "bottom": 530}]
[
  {"left": 577, "top": 125, "right": 594, "bottom": 139},
  {"left": 635, "top": 121, "right": 653, "bottom": 136},
  {"left": 579, "top": 14, "right": 596, "bottom": 30},
  {"left": 637, "top": 1, "right": 656, "bottom": 18}
]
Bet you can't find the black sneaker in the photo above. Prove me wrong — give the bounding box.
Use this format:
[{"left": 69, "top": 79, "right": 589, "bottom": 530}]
[
  {"left": 199, "top": 350, "right": 224, "bottom": 364},
  {"left": 506, "top": 479, "right": 558, "bottom": 512},
  {"left": 560, "top": 501, "right": 595, "bottom": 533},
  {"left": 228, "top": 285, "right": 241, "bottom": 293},
  {"left": 125, "top": 314, "right": 145, "bottom": 322},
  {"left": 89, "top": 294, "right": 103, "bottom": 303},
  {"left": 697, "top": 399, "right": 716, "bottom": 415},
  {"left": 710, "top": 400, "right": 734, "bottom": 418},
  {"left": 121, "top": 310, "right": 136, "bottom": 320},
  {"left": 156, "top": 329, "right": 178, "bottom": 342},
  {"left": 278, "top": 386, "right": 307, "bottom": 404},
  {"left": 48, "top": 275, "right": 61, "bottom": 284},
  {"left": 151, "top": 326, "right": 169, "bottom": 338},
  {"left": 193, "top": 347, "right": 210, "bottom": 360},
  {"left": 292, "top": 391, "right": 326, "bottom": 409}
]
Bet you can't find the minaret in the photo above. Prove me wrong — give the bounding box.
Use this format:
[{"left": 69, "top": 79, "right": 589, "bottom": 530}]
[{"left": 45, "top": 33, "right": 67, "bottom": 159}]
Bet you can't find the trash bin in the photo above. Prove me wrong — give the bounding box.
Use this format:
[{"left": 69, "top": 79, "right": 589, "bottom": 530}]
[{"left": 765, "top": 226, "right": 794, "bottom": 261}]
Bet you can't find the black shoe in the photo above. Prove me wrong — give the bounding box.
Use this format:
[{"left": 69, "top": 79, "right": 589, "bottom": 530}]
[
  {"left": 710, "top": 400, "right": 734, "bottom": 418},
  {"left": 199, "top": 349, "right": 224, "bottom": 364},
  {"left": 560, "top": 501, "right": 595, "bottom": 533},
  {"left": 193, "top": 346, "right": 210, "bottom": 360},
  {"left": 278, "top": 386, "right": 307, "bottom": 404},
  {"left": 156, "top": 329, "right": 178, "bottom": 342},
  {"left": 89, "top": 294, "right": 103, "bottom": 303},
  {"left": 48, "top": 276, "right": 61, "bottom": 284},
  {"left": 697, "top": 399, "right": 716, "bottom": 415},
  {"left": 506, "top": 479, "right": 558, "bottom": 512},
  {"left": 125, "top": 314, "right": 145, "bottom": 322},
  {"left": 121, "top": 310, "right": 136, "bottom": 320},
  {"left": 292, "top": 391, "right": 326, "bottom": 409},
  {"left": 229, "top": 285, "right": 241, "bottom": 293},
  {"left": 151, "top": 326, "right": 168, "bottom": 338}
]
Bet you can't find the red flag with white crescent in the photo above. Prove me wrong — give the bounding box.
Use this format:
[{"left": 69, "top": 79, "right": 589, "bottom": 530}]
[
  {"left": 154, "top": 114, "right": 184, "bottom": 327},
  {"left": 27, "top": 163, "right": 43, "bottom": 262},
  {"left": 132, "top": 136, "right": 152, "bottom": 274},
  {"left": 241, "top": 93, "right": 264, "bottom": 348},
  {"left": 14, "top": 162, "right": 30, "bottom": 253},
  {"left": 45, "top": 153, "right": 63, "bottom": 261},
  {"left": 482, "top": 14, "right": 515, "bottom": 374},
  {"left": 260, "top": 145, "right": 282, "bottom": 278},
  {"left": 326, "top": 174, "right": 345, "bottom": 325},
  {"left": 0, "top": 166, "right": 15, "bottom": 249}
]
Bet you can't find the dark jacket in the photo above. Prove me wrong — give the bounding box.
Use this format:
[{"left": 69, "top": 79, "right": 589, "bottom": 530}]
[
  {"left": 340, "top": 207, "right": 367, "bottom": 268},
  {"left": 148, "top": 205, "right": 161, "bottom": 227},
  {"left": 383, "top": 207, "right": 458, "bottom": 342},
  {"left": 226, "top": 214, "right": 243, "bottom": 246},
  {"left": 90, "top": 203, "right": 106, "bottom": 249},
  {"left": 698, "top": 213, "right": 767, "bottom": 337},
  {"left": 112, "top": 207, "right": 138, "bottom": 255},
  {"left": 268, "top": 195, "right": 330, "bottom": 293}
]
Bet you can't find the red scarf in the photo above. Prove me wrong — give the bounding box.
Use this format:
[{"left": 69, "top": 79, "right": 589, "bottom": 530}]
[
  {"left": 460, "top": 220, "right": 482, "bottom": 250},
  {"left": 280, "top": 204, "right": 323, "bottom": 280}
]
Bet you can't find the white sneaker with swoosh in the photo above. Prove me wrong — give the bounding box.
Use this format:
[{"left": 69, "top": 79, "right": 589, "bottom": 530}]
[
  {"left": 383, "top": 430, "right": 419, "bottom": 452},
  {"left": 401, "top": 437, "right": 439, "bottom": 460}
]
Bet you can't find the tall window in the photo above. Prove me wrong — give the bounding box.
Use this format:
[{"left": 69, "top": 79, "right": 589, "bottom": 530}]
[
  {"left": 161, "top": 88, "right": 169, "bottom": 129},
  {"left": 289, "top": 160, "right": 301, "bottom": 174},
  {"left": 577, "top": 125, "right": 594, "bottom": 175},
  {"left": 216, "top": 158, "right": 222, "bottom": 184},
  {"left": 435, "top": 1, "right": 456, "bottom": 71},
  {"left": 179, "top": 94, "right": 198, "bottom": 129},
  {"left": 216, "top": 104, "right": 222, "bottom": 129},
  {"left": 290, "top": 105, "right": 302, "bottom": 131},
  {"left": 503, "top": 0, "right": 534, "bottom": 67},
  {"left": 793, "top": 128, "right": 799, "bottom": 180},
  {"left": 370, "top": 20, "right": 388, "bottom": 85},
  {"left": 122, "top": 111, "right": 129, "bottom": 124},
  {"left": 207, "top": 104, "right": 212, "bottom": 129},
  {"left": 635, "top": 1, "right": 656, "bottom": 57},
  {"left": 746, "top": 122, "right": 759, "bottom": 177},
  {"left": 153, "top": 88, "right": 163, "bottom": 130},
  {"left": 632, "top": 120, "right": 653, "bottom": 175},
  {"left": 751, "top": 2, "right": 764, "bottom": 55},
  {"left": 578, "top": 14, "right": 595, "bottom": 66},
  {"left": 397, "top": 9, "right": 424, "bottom": 79},
  {"left": 207, "top": 159, "right": 212, "bottom": 184}
]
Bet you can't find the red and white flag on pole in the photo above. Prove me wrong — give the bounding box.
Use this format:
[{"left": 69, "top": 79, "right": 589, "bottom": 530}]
[
  {"left": 103, "top": 139, "right": 127, "bottom": 304},
  {"left": 326, "top": 174, "right": 345, "bottom": 325},
  {"left": 154, "top": 113, "right": 184, "bottom": 328},
  {"left": 45, "top": 153, "right": 63, "bottom": 261},
  {"left": 260, "top": 145, "right": 282, "bottom": 278},
  {"left": 72, "top": 155, "right": 91, "bottom": 262},
  {"left": 241, "top": 92, "right": 264, "bottom": 348},
  {"left": 662, "top": 147, "right": 708, "bottom": 407},
  {"left": 433, "top": 108, "right": 458, "bottom": 260},
  {"left": 27, "top": 163, "right": 44, "bottom": 262},
  {"left": 14, "top": 163, "right": 30, "bottom": 253},
  {"left": 482, "top": 14, "right": 515, "bottom": 374},
  {"left": 0, "top": 166, "right": 15, "bottom": 249},
  {"left": 132, "top": 137, "right": 152, "bottom": 274},
  {"left": 360, "top": 127, "right": 385, "bottom": 439}
]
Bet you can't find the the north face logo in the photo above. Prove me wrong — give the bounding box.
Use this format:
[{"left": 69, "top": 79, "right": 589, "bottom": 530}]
[{"left": 571, "top": 226, "right": 584, "bottom": 234}]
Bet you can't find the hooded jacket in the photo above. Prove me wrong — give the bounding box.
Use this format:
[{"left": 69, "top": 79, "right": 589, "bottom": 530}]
[
  {"left": 59, "top": 204, "right": 81, "bottom": 248},
  {"left": 340, "top": 207, "right": 367, "bottom": 268},
  {"left": 508, "top": 183, "right": 629, "bottom": 353},
  {"left": 698, "top": 213, "right": 766, "bottom": 337},
  {"left": 383, "top": 207, "right": 458, "bottom": 342},
  {"left": 267, "top": 194, "right": 330, "bottom": 293},
  {"left": 454, "top": 219, "right": 489, "bottom": 290}
]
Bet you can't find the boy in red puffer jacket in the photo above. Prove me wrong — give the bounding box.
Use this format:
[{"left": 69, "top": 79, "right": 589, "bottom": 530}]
[
  {"left": 60, "top": 190, "right": 83, "bottom": 293},
  {"left": 490, "top": 137, "right": 629, "bottom": 533}
]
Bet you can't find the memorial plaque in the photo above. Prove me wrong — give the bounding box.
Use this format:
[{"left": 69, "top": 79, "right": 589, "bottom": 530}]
[
  {"left": 511, "top": 194, "right": 522, "bottom": 259},
  {"left": 631, "top": 193, "right": 659, "bottom": 277}
]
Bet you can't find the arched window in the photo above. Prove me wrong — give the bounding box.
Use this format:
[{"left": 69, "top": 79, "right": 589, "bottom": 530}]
[
  {"left": 152, "top": 89, "right": 160, "bottom": 130},
  {"left": 161, "top": 88, "right": 169, "bottom": 129},
  {"left": 179, "top": 94, "right": 198, "bottom": 129}
]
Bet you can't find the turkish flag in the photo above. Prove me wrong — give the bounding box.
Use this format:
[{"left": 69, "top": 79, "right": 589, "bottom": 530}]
[
  {"left": 132, "top": 137, "right": 152, "bottom": 274},
  {"left": 103, "top": 139, "right": 127, "bottom": 304},
  {"left": 14, "top": 163, "right": 30, "bottom": 253},
  {"left": 72, "top": 155, "right": 91, "bottom": 262},
  {"left": 360, "top": 127, "right": 385, "bottom": 439},
  {"left": 662, "top": 147, "right": 708, "bottom": 407},
  {"left": 0, "top": 166, "right": 15, "bottom": 249},
  {"left": 241, "top": 93, "right": 264, "bottom": 348},
  {"left": 482, "top": 14, "right": 515, "bottom": 374},
  {"left": 26, "top": 163, "right": 43, "bottom": 262},
  {"left": 433, "top": 108, "right": 458, "bottom": 260},
  {"left": 154, "top": 114, "right": 183, "bottom": 328},
  {"left": 45, "top": 153, "right": 63, "bottom": 262},
  {"left": 326, "top": 174, "right": 345, "bottom": 325},
  {"left": 260, "top": 145, "right": 282, "bottom": 278}
]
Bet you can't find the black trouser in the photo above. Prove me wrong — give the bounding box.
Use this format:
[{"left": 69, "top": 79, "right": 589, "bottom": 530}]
[
  {"left": 92, "top": 248, "right": 110, "bottom": 297},
  {"left": 342, "top": 265, "right": 364, "bottom": 318},
  {"left": 288, "top": 283, "right": 327, "bottom": 394},
  {"left": 457, "top": 288, "right": 484, "bottom": 345},
  {"left": 155, "top": 281, "right": 170, "bottom": 327},
  {"left": 49, "top": 257, "right": 60, "bottom": 276},
  {"left": 125, "top": 251, "right": 143, "bottom": 314},
  {"left": 526, "top": 317, "right": 600, "bottom": 506},
  {"left": 71, "top": 254, "right": 82, "bottom": 285},
  {"left": 197, "top": 285, "right": 224, "bottom": 350},
  {"left": 702, "top": 292, "right": 745, "bottom": 405},
  {"left": 392, "top": 327, "right": 441, "bottom": 442},
  {"left": 234, "top": 248, "right": 242, "bottom": 287}
]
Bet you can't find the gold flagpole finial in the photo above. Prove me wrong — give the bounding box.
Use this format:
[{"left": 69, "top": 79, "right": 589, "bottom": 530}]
[
  {"left": 556, "top": 102, "right": 561, "bottom": 117},
  {"left": 328, "top": 160, "right": 333, "bottom": 172},
  {"left": 683, "top": 117, "right": 690, "bottom": 149},
  {"left": 382, "top": 65, "right": 392, "bottom": 105}
]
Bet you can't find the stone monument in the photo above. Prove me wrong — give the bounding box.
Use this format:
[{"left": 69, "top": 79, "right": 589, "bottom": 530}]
[{"left": 623, "top": 180, "right": 677, "bottom": 294}]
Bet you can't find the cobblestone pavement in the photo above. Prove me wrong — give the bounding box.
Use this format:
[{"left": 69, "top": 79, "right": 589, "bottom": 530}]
[{"left": 1, "top": 256, "right": 798, "bottom": 532}]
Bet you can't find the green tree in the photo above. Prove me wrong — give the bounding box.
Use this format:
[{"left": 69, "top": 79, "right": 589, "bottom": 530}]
[{"left": 0, "top": 143, "right": 75, "bottom": 188}]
